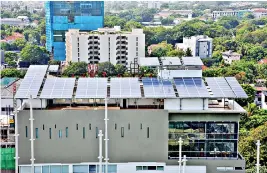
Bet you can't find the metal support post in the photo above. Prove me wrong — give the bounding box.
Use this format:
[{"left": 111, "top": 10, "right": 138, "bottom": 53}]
[
  {"left": 178, "top": 137, "right": 183, "bottom": 173},
  {"left": 256, "top": 140, "right": 261, "bottom": 173},
  {"left": 182, "top": 155, "right": 187, "bottom": 173},
  {"left": 29, "top": 95, "right": 35, "bottom": 173},
  {"left": 104, "top": 98, "right": 109, "bottom": 173},
  {"left": 98, "top": 130, "right": 103, "bottom": 173},
  {"left": 14, "top": 101, "right": 19, "bottom": 173}
]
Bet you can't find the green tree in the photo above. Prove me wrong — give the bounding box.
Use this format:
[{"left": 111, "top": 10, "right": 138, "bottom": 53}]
[
  {"left": 4, "top": 52, "right": 19, "bottom": 67},
  {"left": 104, "top": 16, "right": 127, "bottom": 29},
  {"left": 97, "top": 62, "right": 116, "bottom": 77},
  {"left": 13, "top": 38, "right": 27, "bottom": 51},
  {"left": 124, "top": 20, "right": 142, "bottom": 31},
  {"left": 115, "top": 64, "right": 127, "bottom": 76},
  {"left": 0, "top": 42, "right": 10, "bottom": 51},
  {"left": 20, "top": 45, "right": 49, "bottom": 64},
  {"left": 49, "top": 60, "right": 61, "bottom": 65},
  {"left": 1, "top": 68, "right": 25, "bottom": 78},
  {"left": 40, "top": 35, "right": 46, "bottom": 46},
  {"left": 63, "top": 62, "right": 88, "bottom": 76},
  {"left": 246, "top": 46, "right": 267, "bottom": 61},
  {"left": 166, "top": 49, "right": 184, "bottom": 57},
  {"left": 185, "top": 48, "right": 192, "bottom": 56}
]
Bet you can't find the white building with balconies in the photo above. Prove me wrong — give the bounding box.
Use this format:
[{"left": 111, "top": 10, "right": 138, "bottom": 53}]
[{"left": 65, "top": 27, "right": 145, "bottom": 67}]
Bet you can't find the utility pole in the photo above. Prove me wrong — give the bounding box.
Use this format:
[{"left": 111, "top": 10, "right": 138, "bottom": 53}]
[
  {"left": 256, "top": 140, "right": 261, "bottom": 173},
  {"left": 178, "top": 137, "right": 183, "bottom": 173},
  {"left": 104, "top": 98, "right": 109, "bottom": 173},
  {"left": 29, "top": 95, "right": 35, "bottom": 173},
  {"left": 98, "top": 130, "right": 103, "bottom": 173}
]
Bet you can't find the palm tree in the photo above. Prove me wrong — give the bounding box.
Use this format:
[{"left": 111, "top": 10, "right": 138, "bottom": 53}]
[{"left": 246, "top": 103, "right": 258, "bottom": 117}]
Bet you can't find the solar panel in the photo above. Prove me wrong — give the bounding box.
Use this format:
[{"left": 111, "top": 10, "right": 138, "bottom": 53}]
[
  {"left": 182, "top": 57, "right": 203, "bottom": 66},
  {"left": 40, "top": 78, "right": 75, "bottom": 99},
  {"left": 225, "top": 77, "right": 248, "bottom": 98},
  {"left": 139, "top": 57, "right": 160, "bottom": 66},
  {"left": 142, "top": 77, "right": 176, "bottom": 98},
  {"left": 174, "top": 77, "right": 210, "bottom": 98},
  {"left": 15, "top": 65, "right": 48, "bottom": 98},
  {"left": 161, "top": 57, "right": 181, "bottom": 66},
  {"left": 110, "top": 78, "right": 141, "bottom": 98},
  {"left": 75, "top": 78, "right": 107, "bottom": 98},
  {"left": 205, "top": 77, "right": 236, "bottom": 98}
]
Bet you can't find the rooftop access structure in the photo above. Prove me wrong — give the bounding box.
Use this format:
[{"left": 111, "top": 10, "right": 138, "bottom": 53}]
[{"left": 15, "top": 64, "right": 247, "bottom": 173}]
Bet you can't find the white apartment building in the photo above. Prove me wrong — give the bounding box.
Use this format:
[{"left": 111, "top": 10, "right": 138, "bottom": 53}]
[
  {"left": 147, "top": 1, "right": 162, "bottom": 9},
  {"left": 252, "top": 8, "right": 267, "bottom": 19},
  {"left": 65, "top": 28, "right": 145, "bottom": 67},
  {"left": 212, "top": 10, "right": 239, "bottom": 20},
  {"left": 222, "top": 50, "right": 241, "bottom": 64},
  {"left": 176, "top": 35, "right": 212, "bottom": 58}
]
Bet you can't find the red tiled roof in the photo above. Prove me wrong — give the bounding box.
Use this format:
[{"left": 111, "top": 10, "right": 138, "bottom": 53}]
[
  {"left": 3, "top": 32, "right": 24, "bottom": 41},
  {"left": 255, "top": 87, "right": 267, "bottom": 91},
  {"left": 202, "top": 65, "right": 208, "bottom": 70},
  {"left": 258, "top": 59, "right": 267, "bottom": 64},
  {"left": 253, "top": 8, "right": 267, "bottom": 13}
]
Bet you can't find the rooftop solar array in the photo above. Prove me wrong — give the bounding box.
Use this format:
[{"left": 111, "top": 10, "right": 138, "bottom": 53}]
[
  {"left": 139, "top": 57, "right": 160, "bottom": 66},
  {"left": 75, "top": 78, "right": 107, "bottom": 98},
  {"left": 48, "top": 65, "right": 59, "bottom": 72},
  {"left": 174, "top": 77, "right": 210, "bottom": 98},
  {"left": 182, "top": 57, "right": 203, "bottom": 66},
  {"left": 40, "top": 78, "right": 75, "bottom": 99},
  {"left": 110, "top": 78, "right": 141, "bottom": 98},
  {"left": 142, "top": 77, "right": 176, "bottom": 98},
  {"left": 205, "top": 77, "right": 236, "bottom": 98},
  {"left": 161, "top": 57, "right": 182, "bottom": 66},
  {"left": 15, "top": 65, "right": 48, "bottom": 98},
  {"left": 225, "top": 77, "right": 248, "bottom": 98}
]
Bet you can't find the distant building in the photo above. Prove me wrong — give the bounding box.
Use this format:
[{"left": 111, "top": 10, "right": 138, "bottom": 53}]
[
  {"left": 65, "top": 28, "right": 145, "bottom": 67},
  {"left": 176, "top": 35, "right": 213, "bottom": 58},
  {"left": 45, "top": 1, "right": 104, "bottom": 61},
  {"left": 212, "top": 10, "right": 250, "bottom": 20},
  {"left": 2, "top": 32, "right": 24, "bottom": 44},
  {"left": 0, "top": 17, "right": 29, "bottom": 27},
  {"left": 254, "top": 86, "right": 267, "bottom": 109},
  {"left": 222, "top": 50, "right": 241, "bottom": 64},
  {"left": 258, "top": 58, "right": 267, "bottom": 64},
  {"left": 147, "top": 1, "right": 162, "bottom": 9},
  {"left": 252, "top": 8, "right": 267, "bottom": 19}
]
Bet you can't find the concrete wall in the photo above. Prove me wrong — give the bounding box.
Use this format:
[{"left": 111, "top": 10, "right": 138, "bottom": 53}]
[
  {"left": 158, "top": 70, "right": 202, "bottom": 79},
  {"left": 18, "top": 109, "right": 168, "bottom": 164}
]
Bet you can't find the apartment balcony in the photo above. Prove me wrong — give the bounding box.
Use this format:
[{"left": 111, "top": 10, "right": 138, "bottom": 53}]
[
  {"left": 116, "top": 51, "right": 128, "bottom": 55},
  {"left": 116, "top": 56, "right": 128, "bottom": 60},
  {"left": 116, "top": 46, "right": 127, "bottom": 50},
  {"left": 88, "top": 41, "right": 99, "bottom": 45},
  {"left": 88, "top": 36, "right": 99, "bottom": 40},
  {"left": 88, "top": 46, "right": 99, "bottom": 50},
  {"left": 116, "top": 36, "right": 127, "bottom": 40},
  {"left": 116, "top": 41, "right": 127, "bottom": 45},
  {"left": 88, "top": 56, "right": 100, "bottom": 61}
]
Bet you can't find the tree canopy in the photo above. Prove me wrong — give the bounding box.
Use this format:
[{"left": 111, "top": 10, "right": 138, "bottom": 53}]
[{"left": 20, "top": 44, "right": 49, "bottom": 65}]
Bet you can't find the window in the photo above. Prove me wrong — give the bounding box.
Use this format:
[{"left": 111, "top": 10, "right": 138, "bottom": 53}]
[
  {"left": 49, "top": 128, "right": 52, "bottom": 139},
  {"left": 140, "top": 124, "right": 142, "bottom": 129},
  {"left": 83, "top": 127, "right": 85, "bottom": 139},
  {"left": 121, "top": 127, "right": 124, "bottom": 137},
  {"left": 157, "top": 166, "right": 164, "bottom": 170},
  {"left": 35, "top": 128, "right": 38, "bottom": 139},
  {"left": 25, "top": 126, "right": 28, "bottom": 138},
  {"left": 115, "top": 123, "right": 117, "bottom": 130},
  {"left": 136, "top": 166, "right": 142, "bottom": 171},
  {"left": 89, "top": 124, "right": 91, "bottom": 130},
  {"left": 59, "top": 130, "right": 62, "bottom": 138},
  {"left": 136, "top": 37, "right": 138, "bottom": 41},
  {"left": 55, "top": 124, "right": 56, "bottom": 129},
  {"left": 43, "top": 124, "right": 45, "bottom": 130},
  {"left": 78, "top": 43, "right": 79, "bottom": 47},
  {"left": 66, "top": 127, "right": 68, "bottom": 138},
  {"left": 147, "top": 127, "right": 149, "bottom": 138},
  {"left": 217, "top": 167, "right": 234, "bottom": 171},
  {"left": 136, "top": 42, "right": 138, "bottom": 46},
  {"left": 96, "top": 127, "right": 98, "bottom": 138},
  {"left": 78, "top": 48, "right": 79, "bottom": 52},
  {"left": 76, "top": 124, "right": 78, "bottom": 130},
  {"left": 128, "top": 123, "right": 130, "bottom": 130},
  {"left": 148, "top": 166, "right": 156, "bottom": 170},
  {"left": 78, "top": 58, "right": 80, "bottom": 62}
]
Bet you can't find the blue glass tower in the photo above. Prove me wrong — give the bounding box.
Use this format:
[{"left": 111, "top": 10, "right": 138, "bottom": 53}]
[{"left": 45, "top": 1, "right": 104, "bottom": 61}]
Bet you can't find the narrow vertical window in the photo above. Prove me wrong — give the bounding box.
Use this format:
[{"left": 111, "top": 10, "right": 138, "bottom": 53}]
[
  {"left": 83, "top": 127, "right": 85, "bottom": 139},
  {"left": 59, "top": 130, "right": 62, "bottom": 138},
  {"left": 49, "top": 128, "right": 52, "bottom": 139},
  {"left": 89, "top": 124, "right": 91, "bottom": 130},
  {"left": 121, "top": 127, "right": 124, "bottom": 137},
  {"left": 76, "top": 124, "right": 78, "bottom": 130},
  {"left": 96, "top": 127, "right": 98, "bottom": 138},
  {"left": 66, "top": 127, "right": 68, "bottom": 138},
  {"left": 25, "top": 126, "right": 28, "bottom": 138},
  {"left": 115, "top": 123, "right": 117, "bottom": 130},
  {"left": 147, "top": 127, "right": 149, "bottom": 138},
  {"left": 43, "top": 124, "right": 45, "bottom": 130},
  {"left": 140, "top": 124, "right": 142, "bottom": 130},
  {"left": 128, "top": 123, "right": 130, "bottom": 130},
  {"left": 35, "top": 128, "right": 39, "bottom": 139},
  {"left": 55, "top": 124, "right": 56, "bottom": 129}
]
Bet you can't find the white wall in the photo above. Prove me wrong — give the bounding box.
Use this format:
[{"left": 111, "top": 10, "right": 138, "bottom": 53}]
[
  {"left": 164, "top": 99, "right": 180, "bottom": 110},
  {"left": 158, "top": 70, "right": 202, "bottom": 79},
  {"left": 181, "top": 98, "right": 208, "bottom": 110},
  {"left": 262, "top": 92, "right": 267, "bottom": 109},
  {"left": 24, "top": 99, "right": 47, "bottom": 109}
]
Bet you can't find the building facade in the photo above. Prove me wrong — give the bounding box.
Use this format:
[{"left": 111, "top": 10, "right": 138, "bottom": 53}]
[
  {"left": 65, "top": 28, "right": 145, "bottom": 67},
  {"left": 252, "top": 8, "right": 267, "bottom": 19},
  {"left": 14, "top": 65, "right": 248, "bottom": 173},
  {"left": 212, "top": 10, "right": 250, "bottom": 20},
  {"left": 176, "top": 36, "right": 213, "bottom": 58},
  {"left": 222, "top": 51, "right": 241, "bottom": 64},
  {"left": 45, "top": 1, "right": 104, "bottom": 61}
]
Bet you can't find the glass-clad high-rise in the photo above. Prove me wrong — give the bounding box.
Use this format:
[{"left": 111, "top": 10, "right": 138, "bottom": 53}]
[{"left": 45, "top": 1, "right": 104, "bottom": 61}]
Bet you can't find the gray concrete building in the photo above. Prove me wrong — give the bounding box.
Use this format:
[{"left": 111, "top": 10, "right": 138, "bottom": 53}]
[{"left": 14, "top": 65, "right": 248, "bottom": 173}]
